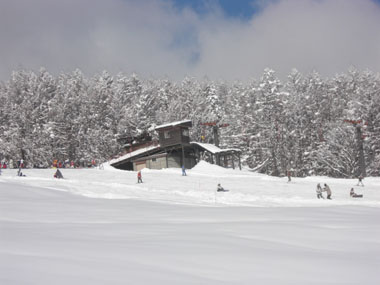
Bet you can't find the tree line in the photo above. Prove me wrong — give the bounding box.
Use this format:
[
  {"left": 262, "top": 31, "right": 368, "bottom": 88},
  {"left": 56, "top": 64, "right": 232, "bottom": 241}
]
[{"left": 0, "top": 68, "right": 379, "bottom": 177}]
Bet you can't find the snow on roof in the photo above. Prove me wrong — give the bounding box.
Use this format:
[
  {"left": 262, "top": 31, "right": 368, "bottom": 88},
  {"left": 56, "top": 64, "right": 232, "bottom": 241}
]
[
  {"left": 109, "top": 145, "right": 161, "bottom": 165},
  {"left": 191, "top": 142, "right": 241, "bottom": 154},
  {"left": 155, "top": 120, "right": 192, "bottom": 130}
]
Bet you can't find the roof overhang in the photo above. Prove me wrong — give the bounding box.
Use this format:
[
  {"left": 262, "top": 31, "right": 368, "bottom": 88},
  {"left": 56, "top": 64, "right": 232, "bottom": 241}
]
[{"left": 155, "top": 120, "right": 192, "bottom": 131}]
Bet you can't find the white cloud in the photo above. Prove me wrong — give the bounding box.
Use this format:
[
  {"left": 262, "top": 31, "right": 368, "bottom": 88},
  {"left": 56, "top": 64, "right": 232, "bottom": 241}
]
[{"left": 0, "top": 0, "right": 379, "bottom": 81}]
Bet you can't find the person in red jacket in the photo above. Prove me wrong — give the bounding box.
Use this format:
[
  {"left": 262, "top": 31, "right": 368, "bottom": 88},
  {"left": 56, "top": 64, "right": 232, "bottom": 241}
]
[{"left": 137, "top": 171, "right": 143, "bottom": 183}]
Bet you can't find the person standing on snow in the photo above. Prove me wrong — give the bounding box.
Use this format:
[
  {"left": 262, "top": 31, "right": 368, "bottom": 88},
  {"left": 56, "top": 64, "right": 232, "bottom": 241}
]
[
  {"left": 287, "top": 170, "right": 291, "bottom": 182},
  {"left": 316, "top": 183, "right": 324, "bottom": 199},
  {"left": 182, "top": 165, "right": 186, "bottom": 176},
  {"left": 137, "top": 171, "right": 143, "bottom": 183},
  {"left": 323, "top": 183, "right": 332, "bottom": 199},
  {"left": 357, "top": 175, "right": 364, "bottom": 186}
]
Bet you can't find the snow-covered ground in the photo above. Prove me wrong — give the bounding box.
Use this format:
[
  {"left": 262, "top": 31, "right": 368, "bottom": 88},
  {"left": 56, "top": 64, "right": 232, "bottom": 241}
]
[{"left": 1, "top": 162, "right": 380, "bottom": 284}]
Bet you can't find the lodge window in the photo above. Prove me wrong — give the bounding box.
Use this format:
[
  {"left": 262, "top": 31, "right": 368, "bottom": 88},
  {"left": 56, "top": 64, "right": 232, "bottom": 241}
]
[{"left": 164, "top": 131, "right": 171, "bottom": 139}]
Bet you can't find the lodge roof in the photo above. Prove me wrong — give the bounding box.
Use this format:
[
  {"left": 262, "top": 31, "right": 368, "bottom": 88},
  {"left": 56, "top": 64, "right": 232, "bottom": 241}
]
[
  {"left": 109, "top": 144, "right": 161, "bottom": 165},
  {"left": 190, "top": 142, "right": 241, "bottom": 154},
  {"left": 155, "top": 120, "right": 192, "bottom": 130}
]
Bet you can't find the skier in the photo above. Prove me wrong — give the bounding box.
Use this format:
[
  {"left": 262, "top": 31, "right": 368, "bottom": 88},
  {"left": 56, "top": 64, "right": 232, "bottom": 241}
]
[
  {"left": 54, "top": 169, "right": 63, "bottom": 179},
  {"left": 17, "top": 167, "right": 25, "bottom": 177},
  {"left": 182, "top": 165, "right": 186, "bottom": 176},
  {"left": 137, "top": 171, "right": 143, "bottom": 183},
  {"left": 287, "top": 170, "right": 291, "bottom": 182},
  {"left": 357, "top": 175, "right": 364, "bottom": 186},
  {"left": 316, "top": 183, "right": 324, "bottom": 199},
  {"left": 323, "top": 183, "right": 332, "bottom": 199},
  {"left": 350, "top": 188, "right": 363, "bottom": 198}
]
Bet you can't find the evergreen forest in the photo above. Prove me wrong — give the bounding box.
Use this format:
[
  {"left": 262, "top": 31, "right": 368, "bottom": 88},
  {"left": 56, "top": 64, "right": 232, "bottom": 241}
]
[{"left": 1, "top": 68, "right": 379, "bottom": 177}]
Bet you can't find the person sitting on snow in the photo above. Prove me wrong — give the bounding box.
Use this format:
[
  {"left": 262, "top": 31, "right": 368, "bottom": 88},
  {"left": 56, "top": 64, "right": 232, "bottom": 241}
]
[
  {"left": 54, "top": 169, "right": 63, "bottom": 179},
  {"left": 217, "top": 183, "right": 227, "bottom": 192},
  {"left": 350, "top": 188, "right": 363, "bottom": 198}
]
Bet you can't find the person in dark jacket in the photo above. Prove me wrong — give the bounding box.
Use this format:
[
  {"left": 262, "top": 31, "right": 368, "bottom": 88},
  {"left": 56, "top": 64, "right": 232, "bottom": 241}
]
[
  {"left": 217, "top": 183, "right": 229, "bottom": 192},
  {"left": 54, "top": 169, "right": 63, "bottom": 179},
  {"left": 357, "top": 175, "right": 364, "bottom": 186}
]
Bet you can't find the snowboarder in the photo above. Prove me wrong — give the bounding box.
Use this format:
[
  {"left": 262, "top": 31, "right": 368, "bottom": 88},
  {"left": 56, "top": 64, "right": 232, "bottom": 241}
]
[
  {"left": 357, "top": 175, "right": 364, "bottom": 186},
  {"left": 217, "top": 183, "right": 228, "bottom": 192},
  {"left": 137, "top": 171, "right": 143, "bottom": 183},
  {"left": 350, "top": 188, "right": 363, "bottom": 198},
  {"left": 323, "top": 183, "right": 332, "bottom": 199},
  {"left": 54, "top": 169, "right": 63, "bottom": 179},
  {"left": 182, "top": 165, "right": 186, "bottom": 176},
  {"left": 316, "top": 183, "right": 324, "bottom": 199}
]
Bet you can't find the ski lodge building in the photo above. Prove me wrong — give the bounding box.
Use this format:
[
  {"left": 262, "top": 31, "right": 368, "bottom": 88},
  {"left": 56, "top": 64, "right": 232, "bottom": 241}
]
[{"left": 110, "top": 120, "right": 241, "bottom": 171}]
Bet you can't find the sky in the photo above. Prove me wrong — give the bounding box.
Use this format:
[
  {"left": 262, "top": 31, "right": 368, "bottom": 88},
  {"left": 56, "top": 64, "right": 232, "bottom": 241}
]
[{"left": 0, "top": 0, "right": 380, "bottom": 81}]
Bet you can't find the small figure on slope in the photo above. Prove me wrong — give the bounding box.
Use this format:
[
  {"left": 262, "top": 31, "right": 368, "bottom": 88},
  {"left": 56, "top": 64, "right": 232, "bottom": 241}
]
[
  {"left": 287, "top": 170, "right": 291, "bottom": 182},
  {"left": 323, "top": 183, "right": 332, "bottom": 200},
  {"left": 54, "top": 169, "right": 64, "bottom": 179},
  {"left": 182, "top": 165, "right": 187, "bottom": 176},
  {"left": 217, "top": 183, "right": 228, "bottom": 192},
  {"left": 350, "top": 188, "right": 363, "bottom": 198},
  {"left": 137, "top": 171, "right": 143, "bottom": 183},
  {"left": 357, "top": 175, "right": 364, "bottom": 186},
  {"left": 17, "top": 167, "right": 26, "bottom": 177},
  {"left": 316, "top": 183, "right": 324, "bottom": 199}
]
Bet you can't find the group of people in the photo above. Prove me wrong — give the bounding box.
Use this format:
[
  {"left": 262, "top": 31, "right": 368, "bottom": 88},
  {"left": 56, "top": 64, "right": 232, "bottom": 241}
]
[
  {"left": 316, "top": 182, "right": 364, "bottom": 200},
  {"left": 316, "top": 183, "right": 332, "bottom": 199},
  {"left": 1, "top": 159, "right": 24, "bottom": 169}
]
